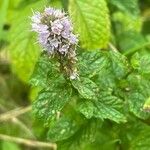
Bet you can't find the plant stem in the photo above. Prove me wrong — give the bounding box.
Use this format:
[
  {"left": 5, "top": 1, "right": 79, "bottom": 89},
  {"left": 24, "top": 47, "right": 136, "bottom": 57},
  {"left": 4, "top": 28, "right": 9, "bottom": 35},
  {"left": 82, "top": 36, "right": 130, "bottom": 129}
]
[
  {"left": 0, "top": 104, "right": 35, "bottom": 138},
  {"left": 109, "top": 43, "right": 118, "bottom": 52},
  {"left": 0, "top": 106, "right": 32, "bottom": 122},
  {"left": 0, "top": 134, "right": 57, "bottom": 150}
]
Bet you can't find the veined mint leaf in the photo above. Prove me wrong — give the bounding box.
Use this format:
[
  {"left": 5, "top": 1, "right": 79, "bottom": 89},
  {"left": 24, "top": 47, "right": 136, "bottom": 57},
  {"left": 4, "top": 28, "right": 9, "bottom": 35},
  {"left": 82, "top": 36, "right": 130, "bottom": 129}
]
[
  {"left": 128, "top": 92, "right": 149, "bottom": 119},
  {"left": 69, "top": 0, "right": 110, "bottom": 49},
  {"left": 78, "top": 50, "right": 109, "bottom": 78},
  {"left": 59, "top": 120, "right": 99, "bottom": 150},
  {"left": 33, "top": 82, "right": 72, "bottom": 124},
  {"left": 71, "top": 77, "right": 99, "bottom": 100},
  {"left": 94, "top": 101, "right": 126, "bottom": 123},
  {"left": 78, "top": 50, "right": 128, "bottom": 82},
  {"left": 108, "top": 51, "right": 129, "bottom": 79},
  {"left": 77, "top": 91, "right": 126, "bottom": 123},
  {"left": 94, "top": 50, "right": 129, "bottom": 90},
  {"left": 131, "top": 52, "right": 150, "bottom": 75},
  {"left": 77, "top": 101, "right": 95, "bottom": 119},
  {"left": 47, "top": 117, "right": 78, "bottom": 142},
  {"left": 30, "top": 55, "right": 59, "bottom": 88},
  {"left": 127, "top": 74, "right": 150, "bottom": 119}
]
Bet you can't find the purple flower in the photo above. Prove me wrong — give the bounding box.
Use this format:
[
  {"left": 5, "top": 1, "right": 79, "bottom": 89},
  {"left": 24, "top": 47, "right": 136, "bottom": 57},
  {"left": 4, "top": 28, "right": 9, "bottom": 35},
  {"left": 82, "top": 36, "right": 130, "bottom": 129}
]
[
  {"left": 38, "top": 32, "right": 49, "bottom": 45},
  {"left": 49, "top": 38, "right": 60, "bottom": 48},
  {"left": 61, "top": 30, "right": 70, "bottom": 39},
  {"left": 69, "top": 33, "right": 78, "bottom": 44},
  {"left": 61, "top": 17, "right": 73, "bottom": 31},
  {"left": 31, "top": 7, "right": 78, "bottom": 53},
  {"left": 32, "top": 24, "right": 49, "bottom": 34},
  {"left": 59, "top": 44, "right": 69, "bottom": 54},
  {"left": 54, "top": 10, "right": 65, "bottom": 18},
  {"left": 44, "top": 7, "right": 54, "bottom": 16},
  {"left": 45, "top": 44, "right": 55, "bottom": 54},
  {"left": 51, "top": 19, "right": 64, "bottom": 35},
  {"left": 31, "top": 12, "right": 41, "bottom": 24},
  {"left": 31, "top": 7, "right": 79, "bottom": 79}
]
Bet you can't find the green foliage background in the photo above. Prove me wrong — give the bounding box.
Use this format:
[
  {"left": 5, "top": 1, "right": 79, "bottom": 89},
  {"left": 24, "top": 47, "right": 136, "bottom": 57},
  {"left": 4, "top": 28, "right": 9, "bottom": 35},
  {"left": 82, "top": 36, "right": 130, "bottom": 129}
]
[{"left": 0, "top": 0, "right": 150, "bottom": 150}]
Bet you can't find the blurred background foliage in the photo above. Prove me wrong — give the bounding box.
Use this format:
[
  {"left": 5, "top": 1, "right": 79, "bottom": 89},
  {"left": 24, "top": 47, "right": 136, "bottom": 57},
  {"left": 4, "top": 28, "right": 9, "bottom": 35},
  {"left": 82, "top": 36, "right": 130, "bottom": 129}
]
[{"left": 0, "top": 0, "right": 150, "bottom": 150}]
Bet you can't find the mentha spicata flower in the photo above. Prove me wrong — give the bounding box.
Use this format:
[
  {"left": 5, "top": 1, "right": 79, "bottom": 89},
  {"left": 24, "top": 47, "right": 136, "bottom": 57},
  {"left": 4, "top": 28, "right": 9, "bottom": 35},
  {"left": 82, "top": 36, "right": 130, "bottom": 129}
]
[{"left": 31, "top": 7, "right": 79, "bottom": 79}]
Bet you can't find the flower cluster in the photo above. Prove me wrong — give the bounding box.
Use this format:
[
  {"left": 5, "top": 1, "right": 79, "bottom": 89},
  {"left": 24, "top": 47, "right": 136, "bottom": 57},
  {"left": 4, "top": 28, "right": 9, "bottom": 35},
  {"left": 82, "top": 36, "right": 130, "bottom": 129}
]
[{"left": 31, "top": 7, "right": 78, "bottom": 79}]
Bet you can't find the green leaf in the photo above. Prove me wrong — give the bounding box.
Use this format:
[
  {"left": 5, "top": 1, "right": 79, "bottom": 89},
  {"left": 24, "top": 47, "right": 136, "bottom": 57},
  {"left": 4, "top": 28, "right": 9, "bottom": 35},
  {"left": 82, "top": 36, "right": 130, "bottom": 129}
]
[
  {"left": 118, "top": 32, "right": 150, "bottom": 55},
  {"left": 96, "top": 68, "right": 116, "bottom": 90},
  {"left": 47, "top": 117, "right": 78, "bottom": 141},
  {"left": 30, "top": 55, "right": 50, "bottom": 87},
  {"left": 94, "top": 92, "right": 126, "bottom": 123},
  {"left": 118, "top": 119, "right": 149, "bottom": 149},
  {"left": 30, "top": 55, "right": 59, "bottom": 88},
  {"left": 130, "top": 127, "right": 150, "bottom": 150},
  {"left": 69, "top": 0, "right": 110, "bottom": 49},
  {"left": 77, "top": 91, "right": 126, "bottom": 123},
  {"left": 2, "top": 141, "right": 21, "bottom": 150},
  {"left": 110, "top": 0, "right": 140, "bottom": 16},
  {"left": 131, "top": 52, "right": 150, "bottom": 75},
  {"left": 33, "top": 81, "right": 72, "bottom": 124},
  {"left": 0, "top": 0, "right": 9, "bottom": 40},
  {"left": 78, "top": 50, "right": 109, "bottom": 78},
  {"left": 77, "top": 101, "right": 95, "bottom": 119},
  {"left": 94, "top": 108, "right": 125, "bottom": 123},
  {"left": 94, "top": 50, "right": 129, "bottom": 90},
  {"left": 108, "top": 51, "right": 129, "bottom": 79},
  {"left": 71, "top": 77, "right": 99, "bottom": 100},
  {"left": 59, "top": 120, "right": 99, "bottom": 150},
  {"left": 78, "top": 50, "right": 129, "bottom": 91},
  {"left": 49, "top": 0, "right": 63, "bottom": 8},
  {"left": 127, "top": 92, "right": 150, "bottom": 119},
  {"left": 8, "top": 0, "right": 22, "bottom": 9},
  {"left": 113, "top": 12, "right": 142, "bottom": 33},
  {"left": 127, "top": 74, "right": 150, "bottom": 119}
]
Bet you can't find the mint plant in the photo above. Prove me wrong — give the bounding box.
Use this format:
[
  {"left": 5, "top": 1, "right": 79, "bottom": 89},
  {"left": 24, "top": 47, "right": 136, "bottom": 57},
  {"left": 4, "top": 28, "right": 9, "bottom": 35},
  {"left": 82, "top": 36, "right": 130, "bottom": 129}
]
[
  {"left": 1, "top": 0, "right": 150, "bottom": 150},
  {"left": 29, "top": 2, "right": 150, "bottom": 150}
]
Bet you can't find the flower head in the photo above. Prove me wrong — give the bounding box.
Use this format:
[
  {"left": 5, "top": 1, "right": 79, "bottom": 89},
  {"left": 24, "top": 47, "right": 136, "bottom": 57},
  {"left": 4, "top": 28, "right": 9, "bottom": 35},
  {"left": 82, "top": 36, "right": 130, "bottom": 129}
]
[{"left": 31, "top": 7, "right": 79, "bottom": 79}]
